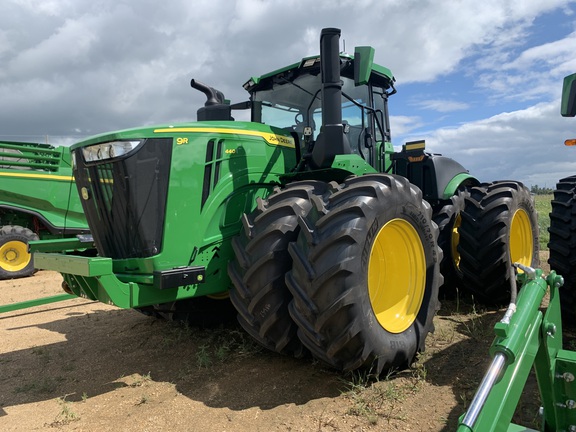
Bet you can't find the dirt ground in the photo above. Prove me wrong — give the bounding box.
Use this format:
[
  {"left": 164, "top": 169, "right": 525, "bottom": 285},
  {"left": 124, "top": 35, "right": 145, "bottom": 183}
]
[{"left": 0, "top": 253, "right": 550, "bottom": 432}]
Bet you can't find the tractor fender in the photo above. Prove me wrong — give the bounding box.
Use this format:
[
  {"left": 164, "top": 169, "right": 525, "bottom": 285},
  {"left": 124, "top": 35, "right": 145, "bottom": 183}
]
[{"left": 426, "top": 154, "right": 478, "bottom": 200}]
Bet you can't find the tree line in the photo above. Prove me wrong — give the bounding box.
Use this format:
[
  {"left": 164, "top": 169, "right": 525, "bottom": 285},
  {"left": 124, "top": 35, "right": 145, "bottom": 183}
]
[{"left": 530, "top": 185, "right": 553, "bottom": 195}]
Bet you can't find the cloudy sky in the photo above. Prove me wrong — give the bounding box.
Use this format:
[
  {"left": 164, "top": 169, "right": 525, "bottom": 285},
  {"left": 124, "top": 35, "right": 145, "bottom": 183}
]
[{"left": 1, "top": 0, "right": 576, "bottom": 187}]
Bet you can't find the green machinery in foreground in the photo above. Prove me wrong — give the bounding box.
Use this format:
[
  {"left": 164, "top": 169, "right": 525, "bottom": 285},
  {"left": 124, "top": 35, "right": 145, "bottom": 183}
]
[
  {"left": 30, "top": 28, "right": 538, "bottom": 374},
  {"left": 0, "top": 141, "right": 88, "bottom": 279},
  {"left": 457, "top": 265, "right": 576, "bottom": 432},
  {"left": 457, "top": 73, "right": 576, "bottom": 432},
  {"left": 549, "top": 72, "right": 576, "bottom": 327}
]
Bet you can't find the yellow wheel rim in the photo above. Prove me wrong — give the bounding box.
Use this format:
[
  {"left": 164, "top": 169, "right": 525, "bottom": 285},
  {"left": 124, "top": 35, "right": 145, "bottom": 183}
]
[
  {"left": 368, "top": 218, "right": 426, "bottom": 334},
  {"left": 0, "top": 240, "right": 31, "bottom": 272},
  {"left": 510, "top": 208, "right": 533, "bottom": 268},
  {"left": 451, "top": 214, "right": 462, "bottom": 270}
]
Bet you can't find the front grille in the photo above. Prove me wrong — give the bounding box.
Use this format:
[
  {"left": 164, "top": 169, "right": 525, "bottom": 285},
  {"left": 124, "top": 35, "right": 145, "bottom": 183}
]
[{"left": 74, "top": 138, "right": 172, "bottom": 259}]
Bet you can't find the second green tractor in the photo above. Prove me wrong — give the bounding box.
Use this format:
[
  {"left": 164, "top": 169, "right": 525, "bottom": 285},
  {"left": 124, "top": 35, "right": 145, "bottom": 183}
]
[
  {"left": 32, "top": 28, "right": 538, "bottom": 374},
  {"left": 549, "top": 72, "right": 576, "bottom": 327}
]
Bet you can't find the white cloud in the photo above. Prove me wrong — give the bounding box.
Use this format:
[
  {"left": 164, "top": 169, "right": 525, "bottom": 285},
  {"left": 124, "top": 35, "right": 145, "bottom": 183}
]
[
  {"left": 475, "top": 29, "right": 576, "bottom": 102},
  {"left": 231, "top": 0, "right": 274, "bottom": 31},
  {"left": 11, "top": 0, "right": 76, "bottom": 16},
  {"left": 8, "top": 18, "right": 97, "bottom": 77},
  {"left": 355, "top": 0, "right": 572, "bottom": 84},
  {"left": 426, "top": 101, "right": 576, "bottom": 187},
  {"left": 505, "top": 33, "right": 576, "bottom": 70},
  {"left": 415, "top": 99, "right": 470, "bottom": 113},
  {"left": 390, "top": 115, "right": 424, "bottom": 137},
  {"left": 0, "top": 0, "right": 574, "bottom": 174}
]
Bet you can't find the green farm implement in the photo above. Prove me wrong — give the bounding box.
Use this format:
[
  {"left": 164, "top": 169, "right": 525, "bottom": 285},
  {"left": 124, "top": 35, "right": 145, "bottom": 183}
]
[
  {"left": 457, "top": 70, "right": 576, "bottom": 432},
  {"left": 457, "top": 265, "right": 576, "bottom": 432},
  {"left": 0, "top": 140, "right": 88, "bottom": 279},
  {"left": 28, "top": 28, "right": 537, "bottom": 374},
  {"left": 0, "top": 140, "right": 89, "bottom": 312}
]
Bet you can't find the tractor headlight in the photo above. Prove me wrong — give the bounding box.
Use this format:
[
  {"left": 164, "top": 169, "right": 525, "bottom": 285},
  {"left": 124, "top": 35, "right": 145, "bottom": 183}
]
[{"left": 82, "top": 140, "right": 142, "bottom": 163}]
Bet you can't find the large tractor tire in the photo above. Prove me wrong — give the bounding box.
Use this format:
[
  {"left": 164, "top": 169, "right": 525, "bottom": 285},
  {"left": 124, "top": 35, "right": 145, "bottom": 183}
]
[
  {"left": 458, "top": 181, "right": 538, "bottom": 304},
  {"left": 0, "top": 225, "right": 39, "bottom": 279},
  {"left": 433, "top": 188, "right": 468, "bottom": 296},
  {"left": 286, "top": 174, "right": 441, "bottom": 374},
  {"left": 548, "top": 175, "right": 576, "bottom": 326},
  {"left": 228, "top": 181, "right": 328, "bottom": 358}
]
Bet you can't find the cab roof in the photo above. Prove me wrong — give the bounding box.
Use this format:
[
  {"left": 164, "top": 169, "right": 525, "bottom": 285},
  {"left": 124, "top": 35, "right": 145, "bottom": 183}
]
[{"left": 243, "top": 51, "right": 395, "bottom": 93}]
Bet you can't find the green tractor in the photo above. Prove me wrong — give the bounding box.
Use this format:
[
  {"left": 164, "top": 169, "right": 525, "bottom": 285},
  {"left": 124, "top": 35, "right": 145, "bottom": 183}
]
[
  {"left": 31, "top": 28, "right": 537, "bottom": 374},
  {"left": 549, "top": 72, "right": 576, "bottom": 326},
  {"left": 0, "top": 140, "right": 88, "bottom": 279}
]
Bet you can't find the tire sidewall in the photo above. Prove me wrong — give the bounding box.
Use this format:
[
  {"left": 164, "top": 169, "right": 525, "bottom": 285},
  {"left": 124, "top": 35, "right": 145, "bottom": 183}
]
[
  {"left": 302, "top": 175, "right": 440, "bottom": 368},
  {"left": 352, "top": 198, "right": 439, "bottom": 363},
  {"left": 511, "top": 186, "right": 539, "bottom": 267}
]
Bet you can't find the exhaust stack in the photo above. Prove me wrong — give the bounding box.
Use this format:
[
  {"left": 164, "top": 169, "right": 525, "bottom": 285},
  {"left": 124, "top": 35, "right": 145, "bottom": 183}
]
[
  {"left": 190, "top": 79, "right": 232, "bottom": 121},
  {"left": 310, "top": 27, "right": 351, "bottom": 169}
]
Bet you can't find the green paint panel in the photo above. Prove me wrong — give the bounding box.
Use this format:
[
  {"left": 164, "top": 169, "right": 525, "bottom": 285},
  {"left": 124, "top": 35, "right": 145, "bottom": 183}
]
[
  {"left": 505, "top": 424, "right": 537, "bottom": 432},
  {"left": 0, "top": 141, "right": 88, "bottom": 233}
]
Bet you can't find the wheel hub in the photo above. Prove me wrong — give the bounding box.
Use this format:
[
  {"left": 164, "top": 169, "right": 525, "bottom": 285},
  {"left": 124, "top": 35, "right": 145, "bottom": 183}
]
[
  {"left": 0, "top": 240, "right": 30, "bottom": 272},
  {"left": 510, "top": 208, "right": 533, "bottom": 268}
]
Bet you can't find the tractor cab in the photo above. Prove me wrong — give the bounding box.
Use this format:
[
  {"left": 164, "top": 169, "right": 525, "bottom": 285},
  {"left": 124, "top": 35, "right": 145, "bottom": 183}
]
[
  {"left": 242, "top": 48, "right": 396, "bottom": 171},
  {"left": 190, "top": 29, "right": 474, "bottom": 200}
]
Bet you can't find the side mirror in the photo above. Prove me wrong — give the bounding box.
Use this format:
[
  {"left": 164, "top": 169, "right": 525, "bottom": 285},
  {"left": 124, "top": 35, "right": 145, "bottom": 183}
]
[
  {"left": 354, "top": 46, "right": 375, "bottom": 86},
  {"left": 562, "top": 73, "right": 576, "bottom": 117}
]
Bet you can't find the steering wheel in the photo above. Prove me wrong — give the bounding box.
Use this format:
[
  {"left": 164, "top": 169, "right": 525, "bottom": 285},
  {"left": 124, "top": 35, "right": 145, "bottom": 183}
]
[{"left": 295, "top": 113, "right": 304, "bottom": 126}]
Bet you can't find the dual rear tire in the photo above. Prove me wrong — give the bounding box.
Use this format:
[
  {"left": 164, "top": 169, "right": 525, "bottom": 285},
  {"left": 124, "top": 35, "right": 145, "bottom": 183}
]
[
  {"left": 548, "top": 176, "right": 576, "bottom": 326},
  {"left": 457, "top": 181, "right": 538, "bottom": 304},
  {"left": 228, "top": 177, "right": 539, "bottom": 373},
  {"left": 227, "top": 181, "right": 329, "bottom": 358},
  {"left": 433, "top": 188, "right": 468, "bottom": 295},
  {"left": 229, "top": 174, "right": 441, "bottom": 374}
]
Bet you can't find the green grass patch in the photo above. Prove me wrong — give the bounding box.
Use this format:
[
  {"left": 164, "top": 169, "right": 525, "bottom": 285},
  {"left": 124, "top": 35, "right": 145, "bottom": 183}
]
[{"left": 534, "top": 194, "right": 552, "bottom": 251}]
